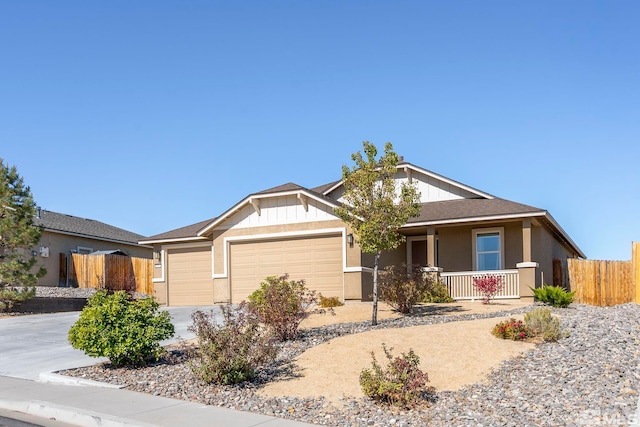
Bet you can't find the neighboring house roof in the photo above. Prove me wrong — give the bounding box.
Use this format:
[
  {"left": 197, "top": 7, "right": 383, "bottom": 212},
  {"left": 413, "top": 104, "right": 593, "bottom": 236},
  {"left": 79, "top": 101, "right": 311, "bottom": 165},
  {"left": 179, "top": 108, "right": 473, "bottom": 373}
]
[
  {"left": 90, "top": 250, "right": 129, "bottom": 256},
  {"left": 139, "top": 217, "right": 215, "bottom": 244},
  {"left": 36, "top": 210, "right": 148, "bottom": 246}
]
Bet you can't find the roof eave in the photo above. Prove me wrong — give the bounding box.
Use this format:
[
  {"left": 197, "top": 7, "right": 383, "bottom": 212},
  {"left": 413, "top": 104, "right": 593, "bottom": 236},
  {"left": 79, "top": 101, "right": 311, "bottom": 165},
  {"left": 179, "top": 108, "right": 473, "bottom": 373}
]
[{"left": 403, "top": 210, "right": 586, "bottom": 259}]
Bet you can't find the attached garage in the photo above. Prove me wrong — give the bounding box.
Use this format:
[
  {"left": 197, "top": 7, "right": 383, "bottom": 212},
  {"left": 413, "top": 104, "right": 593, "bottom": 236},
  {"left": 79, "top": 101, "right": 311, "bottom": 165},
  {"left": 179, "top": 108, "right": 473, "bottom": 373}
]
[
  {"left": 229, "top": 234, "right": 343, "bottom": 303},
  {"left": 166, "top": 246, "right": 213, "bottom": 306}
]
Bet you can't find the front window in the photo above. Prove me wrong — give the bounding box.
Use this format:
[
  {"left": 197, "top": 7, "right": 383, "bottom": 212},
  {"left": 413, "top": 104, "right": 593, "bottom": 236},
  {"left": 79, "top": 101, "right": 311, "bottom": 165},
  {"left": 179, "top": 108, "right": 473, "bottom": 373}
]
[{"left": 473, "top": 228, "right": 504, "bottom": 271}]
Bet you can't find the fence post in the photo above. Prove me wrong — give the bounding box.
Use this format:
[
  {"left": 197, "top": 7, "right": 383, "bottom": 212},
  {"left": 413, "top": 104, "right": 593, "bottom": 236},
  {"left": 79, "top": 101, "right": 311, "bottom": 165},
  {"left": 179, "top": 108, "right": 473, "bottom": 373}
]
[
  {"left": 423, "top": 266, "right": 443, "bottom": 289},
  {"left": 634, "top": 242, "right": 639, "bottom": 305},
  {"left": 516, "top": 262, "right": 539, "bottom": 301}
]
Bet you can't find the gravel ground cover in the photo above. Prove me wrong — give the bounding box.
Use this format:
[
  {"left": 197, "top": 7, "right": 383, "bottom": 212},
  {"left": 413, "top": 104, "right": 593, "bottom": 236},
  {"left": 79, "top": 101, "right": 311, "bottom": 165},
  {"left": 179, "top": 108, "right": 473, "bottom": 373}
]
[{"left": 59, "top": 301, "right": 640, "bottom": 427}]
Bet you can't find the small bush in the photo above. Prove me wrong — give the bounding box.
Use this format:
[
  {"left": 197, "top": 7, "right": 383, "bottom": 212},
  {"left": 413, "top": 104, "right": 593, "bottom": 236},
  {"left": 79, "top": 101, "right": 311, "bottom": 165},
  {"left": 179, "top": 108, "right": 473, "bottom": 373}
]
[
  {"left": 423, "top": 281, "right": 454, "bottom": 303},
  {"left": 531, "top": 285, "right": 575, "bottom": 308},
  {"left": 473, "top": 274, "right": 504, "bottom": 304},
  {"left": 68, "top": 290, "right": 174, "bottom": 367},
  {"left": 0, "top": 285, "right": 35, "bottom": 312},
  {"left": 524, "top": 307, "right": 564, "bottom": 341},
  {"left": 379, "top": 264, "right": 434, "bottom": 313},
  {"left": 359, "top": 343, "right": 435, "bottom": 408},
  {"left": 189, "top": 304, "right": 277, "bottom": 385},
  {"left": 491, "top": 318, "right": 533, "bottom": 341},
  {"left": 247, "top": 274, "right": 318, "bottom": 341},
  {"left": 318, "top": 293, "right": 344, "bottom": 308}
]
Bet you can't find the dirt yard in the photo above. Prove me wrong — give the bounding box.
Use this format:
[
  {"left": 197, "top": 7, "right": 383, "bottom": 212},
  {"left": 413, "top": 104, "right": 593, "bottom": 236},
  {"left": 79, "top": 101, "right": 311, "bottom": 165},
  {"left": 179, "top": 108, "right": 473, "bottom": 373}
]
[{"left": 258, "top": 300, "right": 534, "bottom": 405}]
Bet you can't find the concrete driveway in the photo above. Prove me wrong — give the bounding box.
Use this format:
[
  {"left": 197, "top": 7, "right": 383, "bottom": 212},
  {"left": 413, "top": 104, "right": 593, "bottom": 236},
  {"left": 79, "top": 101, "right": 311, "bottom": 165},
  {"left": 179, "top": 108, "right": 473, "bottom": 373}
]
[{"left": 0, "top": 305, "right": 222, "bottom": 381}]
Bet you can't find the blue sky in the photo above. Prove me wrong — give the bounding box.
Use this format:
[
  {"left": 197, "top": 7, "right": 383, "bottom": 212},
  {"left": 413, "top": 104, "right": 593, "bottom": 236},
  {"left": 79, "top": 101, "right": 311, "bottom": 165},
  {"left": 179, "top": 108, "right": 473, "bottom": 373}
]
[{"left": 1, "top": 1, "right": 638, "bottom": 260}]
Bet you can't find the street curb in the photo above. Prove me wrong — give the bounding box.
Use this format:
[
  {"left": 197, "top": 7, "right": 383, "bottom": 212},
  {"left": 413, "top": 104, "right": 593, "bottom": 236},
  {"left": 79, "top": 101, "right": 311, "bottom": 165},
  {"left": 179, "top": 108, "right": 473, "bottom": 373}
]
[
  {"left": 0, "top": 399, "right": 157, "bottom": 427},
  {"left": 39, "top": 372, "right": 125, "bottom": 389}
]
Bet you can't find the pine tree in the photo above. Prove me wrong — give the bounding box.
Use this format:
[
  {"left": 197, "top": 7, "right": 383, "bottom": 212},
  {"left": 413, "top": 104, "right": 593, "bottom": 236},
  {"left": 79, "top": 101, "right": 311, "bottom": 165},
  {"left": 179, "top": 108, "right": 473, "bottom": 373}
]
[
  {"left": 334, "top": 142, "right": 421, "bottom": 325},
  {"left": 0, "top": 159, "right": 45, "bottom": 311}
]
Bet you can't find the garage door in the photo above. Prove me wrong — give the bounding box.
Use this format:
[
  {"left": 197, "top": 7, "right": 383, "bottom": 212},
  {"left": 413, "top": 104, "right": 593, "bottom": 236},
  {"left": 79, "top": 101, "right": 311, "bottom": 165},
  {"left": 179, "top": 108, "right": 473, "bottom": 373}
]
[
  {"left": 229, "top": 235, "right": 343, "bottom": 303},
  {"left": 167, "top": 246, "right": 213, "bottom": 306}
]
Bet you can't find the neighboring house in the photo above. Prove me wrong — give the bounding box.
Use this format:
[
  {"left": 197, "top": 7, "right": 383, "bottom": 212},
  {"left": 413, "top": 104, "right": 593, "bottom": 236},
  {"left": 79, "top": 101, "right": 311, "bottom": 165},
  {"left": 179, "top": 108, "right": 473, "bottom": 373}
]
[
  {"left": 34, "top": 209, "right": 152, "bottom": 286},
  {"left": 140, "top": 161, "right": 584, "bottom": 306}
]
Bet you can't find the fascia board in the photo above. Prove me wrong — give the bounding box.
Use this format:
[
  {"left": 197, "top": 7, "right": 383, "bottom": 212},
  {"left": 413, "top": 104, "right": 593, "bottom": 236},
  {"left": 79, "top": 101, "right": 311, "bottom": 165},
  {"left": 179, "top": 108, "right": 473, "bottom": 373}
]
[
  {"left": 541, "top": 213, "right": 586, "bottom": 259},
  {"left": 402, "top": 211, "right": 547, "bottom": 228},
  {"left": 138, "top": 236, "right": 209, "bottom": 245}
]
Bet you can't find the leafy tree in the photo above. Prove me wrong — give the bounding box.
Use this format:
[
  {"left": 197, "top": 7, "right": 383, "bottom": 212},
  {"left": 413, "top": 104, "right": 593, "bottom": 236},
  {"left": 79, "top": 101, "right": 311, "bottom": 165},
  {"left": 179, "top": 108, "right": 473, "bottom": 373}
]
[
  {"left": 334, "top": 142, "right": 421, "bottom": 325},
  {"left": 0, "top": 159, "right": 45, "bottom": 311}
]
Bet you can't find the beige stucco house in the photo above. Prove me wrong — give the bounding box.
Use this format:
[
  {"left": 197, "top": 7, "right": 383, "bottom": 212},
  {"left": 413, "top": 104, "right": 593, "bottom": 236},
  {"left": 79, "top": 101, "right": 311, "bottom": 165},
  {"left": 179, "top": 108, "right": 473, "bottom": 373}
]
[
  {"left": 34, "top": 209, "right": 152, "bottom": 286},
  {"left": 140, "top": 161, "right": 584, "bottom": 306}
]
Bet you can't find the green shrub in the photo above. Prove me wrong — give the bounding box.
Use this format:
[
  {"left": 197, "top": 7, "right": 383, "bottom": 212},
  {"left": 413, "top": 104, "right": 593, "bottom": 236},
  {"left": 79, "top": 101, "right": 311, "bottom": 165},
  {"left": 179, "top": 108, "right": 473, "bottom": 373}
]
[
  {"left": 189, "top": 304, "right": 277, "bottom": 385},
  {"left": 524, "top": 307, "right": 564, "bottom": 341},
  {"left": 68, "top": 290, "right": 174, "bottom": 367},
  {"left": 379, "top": 264, "right": 434, "bottom": 313},
  {"left": 423, "top": 281, "right": 454, "bottom": 303},
  {"left": 359, "top": 343, "right": 435, "bottom": 408},
  {"left": 247, "top": 274, "right": 318, "bottom": 341},
  {"left": 491, "top": 318, "right": 533, "bottom": 341},
  {"left": 531, "top": 285, "right": 575, "bottom": 308},
  {"left": 318, "top": 293, "right": 344, "bottom": 308},
  {"left": 0, "top": 286, "right": 35, "bottom": 312}
]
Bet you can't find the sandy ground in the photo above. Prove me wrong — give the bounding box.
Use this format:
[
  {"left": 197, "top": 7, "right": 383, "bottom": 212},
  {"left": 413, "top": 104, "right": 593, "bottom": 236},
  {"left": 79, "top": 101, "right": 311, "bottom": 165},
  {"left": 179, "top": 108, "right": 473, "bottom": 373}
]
[{"left": 258, "top": 300, "right": 535, "bottom": 405}]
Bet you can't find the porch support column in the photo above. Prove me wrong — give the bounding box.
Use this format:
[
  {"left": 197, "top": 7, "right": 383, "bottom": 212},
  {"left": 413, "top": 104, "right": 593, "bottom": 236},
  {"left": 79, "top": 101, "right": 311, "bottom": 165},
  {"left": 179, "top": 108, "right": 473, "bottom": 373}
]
[
  {"left": 522, "top": 219, "right": 532, "bottom": 263},
  {"left": 516, "top": 261, "right": 539, "bottom": 301},
  {"left": 426, "top": 227, "right": 436, "bottom": 267}
]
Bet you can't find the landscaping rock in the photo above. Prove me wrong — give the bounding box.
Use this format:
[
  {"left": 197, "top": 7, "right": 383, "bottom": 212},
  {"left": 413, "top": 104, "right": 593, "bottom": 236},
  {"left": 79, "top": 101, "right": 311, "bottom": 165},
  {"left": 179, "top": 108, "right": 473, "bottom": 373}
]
[{"left": 59, "top": 303, "right": 640, "bottom": 426}]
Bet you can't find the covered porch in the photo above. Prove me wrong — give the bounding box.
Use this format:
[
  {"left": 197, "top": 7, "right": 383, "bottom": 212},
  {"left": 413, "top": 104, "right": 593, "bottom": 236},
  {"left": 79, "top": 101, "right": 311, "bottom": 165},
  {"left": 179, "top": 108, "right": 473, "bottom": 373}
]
[{"left": 401, "top": 219, "right": 541, "bottom": 300}]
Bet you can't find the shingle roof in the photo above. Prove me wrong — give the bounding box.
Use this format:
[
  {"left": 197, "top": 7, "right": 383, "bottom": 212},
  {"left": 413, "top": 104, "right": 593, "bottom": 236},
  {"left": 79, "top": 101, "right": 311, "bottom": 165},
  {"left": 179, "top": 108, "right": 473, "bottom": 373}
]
[
  {"left": 36, "top": 210, "right": 147, "bottom": 245},
  {"left": 253, "top": 182, "right": 307, "bottom": 195},
  {"left": 311, "top": 180, "right": 341, "bottom": 194},
  {"left": 141, "top": 217, "right": 215, "bottom": 242},
  {"left": 408, "top": 198, "right": 545, "bottom": 224}
]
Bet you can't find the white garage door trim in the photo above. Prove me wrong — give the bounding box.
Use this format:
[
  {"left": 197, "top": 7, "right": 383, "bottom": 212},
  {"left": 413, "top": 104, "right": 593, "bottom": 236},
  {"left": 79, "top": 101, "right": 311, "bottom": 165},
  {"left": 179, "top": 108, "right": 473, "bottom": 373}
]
[
  {"left": 213, "top": 227, "right": 351, "bottom": 280},
  {"left": 228, "top": 234, "right": 344, "bottom": 303}
]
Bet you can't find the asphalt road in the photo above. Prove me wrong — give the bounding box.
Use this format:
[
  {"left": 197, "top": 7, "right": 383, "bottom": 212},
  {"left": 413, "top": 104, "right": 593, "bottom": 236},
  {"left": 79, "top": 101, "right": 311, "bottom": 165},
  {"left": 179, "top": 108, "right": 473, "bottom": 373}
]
[{"left": 0, "top": 305, "right": 222, "bottom": 380}]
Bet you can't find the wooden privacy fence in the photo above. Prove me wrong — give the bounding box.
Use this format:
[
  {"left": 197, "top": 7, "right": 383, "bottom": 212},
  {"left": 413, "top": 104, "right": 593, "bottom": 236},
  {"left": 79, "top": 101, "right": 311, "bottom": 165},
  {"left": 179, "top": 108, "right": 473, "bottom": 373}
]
[
  {"left": 69, "top": 253, "right": 154, "bottom": 295},
  {"left": 568, "top": 242, "right": 639, "bottom": 307}
]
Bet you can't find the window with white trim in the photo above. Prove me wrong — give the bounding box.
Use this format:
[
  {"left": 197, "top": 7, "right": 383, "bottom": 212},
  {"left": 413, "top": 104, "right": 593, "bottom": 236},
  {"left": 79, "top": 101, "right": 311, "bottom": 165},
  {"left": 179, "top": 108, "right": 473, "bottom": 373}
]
[{"left": 473, "top": 227, "right": 504, "bottom": 271}]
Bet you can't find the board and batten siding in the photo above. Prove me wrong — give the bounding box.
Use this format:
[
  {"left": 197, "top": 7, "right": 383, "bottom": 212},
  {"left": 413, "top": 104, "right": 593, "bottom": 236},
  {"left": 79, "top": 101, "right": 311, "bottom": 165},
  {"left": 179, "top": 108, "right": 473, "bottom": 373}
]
[
  {"left": 219, "top": 195, "right": 337, "bottom": 230},
  {"left": 332, "top": 169, "right": 479, "bottom": 205}
]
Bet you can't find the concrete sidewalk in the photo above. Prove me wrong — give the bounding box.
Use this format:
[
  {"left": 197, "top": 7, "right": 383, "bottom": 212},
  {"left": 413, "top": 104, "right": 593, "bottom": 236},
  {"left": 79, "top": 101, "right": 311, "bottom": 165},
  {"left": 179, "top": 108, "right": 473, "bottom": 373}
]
[{"left": 0, "top": 376, "right": 317, "bottom": 427}]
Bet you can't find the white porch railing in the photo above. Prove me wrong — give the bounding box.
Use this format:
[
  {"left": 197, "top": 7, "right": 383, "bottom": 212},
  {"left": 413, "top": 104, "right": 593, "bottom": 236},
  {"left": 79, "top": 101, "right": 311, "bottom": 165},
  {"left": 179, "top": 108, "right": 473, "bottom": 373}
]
[{"left": 440, "top": 269, "right": 520, "bottom": 300}]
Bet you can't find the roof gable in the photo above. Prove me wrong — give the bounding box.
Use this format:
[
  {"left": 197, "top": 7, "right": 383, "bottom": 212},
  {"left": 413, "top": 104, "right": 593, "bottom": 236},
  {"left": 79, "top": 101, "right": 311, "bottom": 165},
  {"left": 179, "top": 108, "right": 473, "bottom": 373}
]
[
  {"left": 321, "top": 162, "right": 493, "bottom": 203},
  {"left": 197, "top": 183, "right": 342, "bottom": 236}
]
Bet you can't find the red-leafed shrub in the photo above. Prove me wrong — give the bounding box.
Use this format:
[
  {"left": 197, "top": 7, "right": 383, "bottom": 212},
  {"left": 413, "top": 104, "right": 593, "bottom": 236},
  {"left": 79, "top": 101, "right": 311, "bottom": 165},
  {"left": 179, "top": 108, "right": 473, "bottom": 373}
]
[
  {"left": 473, "top": 274, "right": 504, "bottom": 304},
  {"left": 492, "top": 318, "right": 534, "bottom": 341}
]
